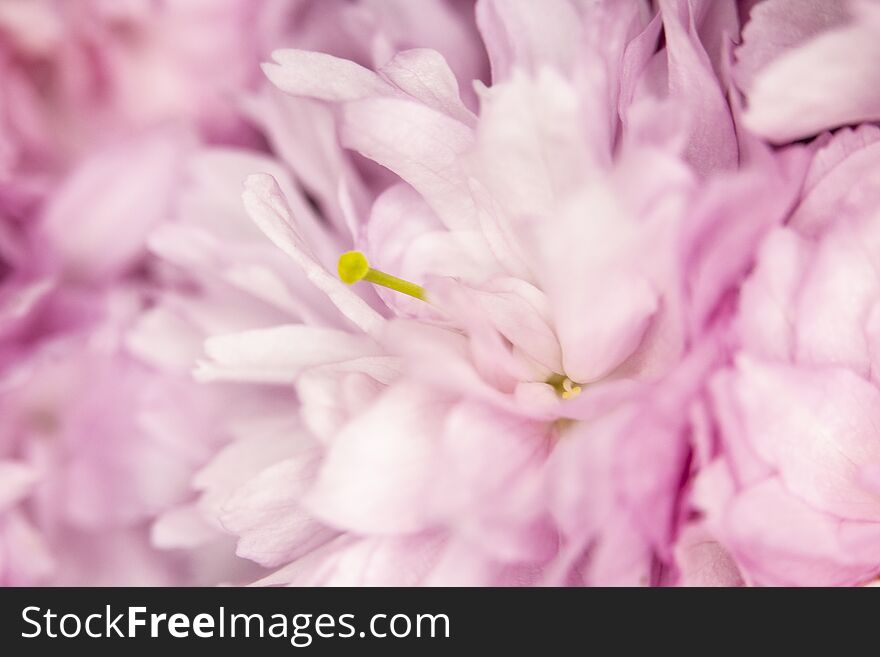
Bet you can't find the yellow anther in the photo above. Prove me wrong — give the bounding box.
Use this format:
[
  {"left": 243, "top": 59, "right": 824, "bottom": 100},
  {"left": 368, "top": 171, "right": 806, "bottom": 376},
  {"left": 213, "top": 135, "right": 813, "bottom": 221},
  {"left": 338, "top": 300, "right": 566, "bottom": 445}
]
[
  {"left": 338, "top": 250, "right": 370, "bottom": 284},
  {"left": 561, "top": 384, "right": 582, "bottom": 400},
  {"left": 337, "top": 251, "right": 426, "bottom": 301},
  {"left": 548, "top": 373, "right": 583, "bottom": 400}
]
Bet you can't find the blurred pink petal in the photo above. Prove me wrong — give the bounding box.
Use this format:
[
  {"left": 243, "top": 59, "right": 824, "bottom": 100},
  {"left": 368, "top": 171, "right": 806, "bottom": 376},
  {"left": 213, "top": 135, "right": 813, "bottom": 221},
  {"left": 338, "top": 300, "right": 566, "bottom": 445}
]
[
  {"left": 304, "top": 385, "right": 447, "bottom": 535},
  {"left": 735, "top": 0, "right": 848, "bottom": 90},
  {"left": 39, "top": 130, "right": 189, "bottom": 281},
  {"left": 743, "top": 1, "right": 880, "bottom": 142},
  {"left": 674, "top": 525, "right": 744, "bottom": 587}
]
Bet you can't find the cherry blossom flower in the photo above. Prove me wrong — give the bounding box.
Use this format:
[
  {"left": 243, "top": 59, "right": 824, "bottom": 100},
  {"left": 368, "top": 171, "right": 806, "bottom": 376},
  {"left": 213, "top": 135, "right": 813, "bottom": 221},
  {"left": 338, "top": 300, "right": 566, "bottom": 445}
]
[
  {"left": 186, "top": 0, "right": 803, "bottom": 585},
  {"left": 7, "top": 0, "right": 880, "bottom": 588},
  {"left": 0, "top": 0, "right": 425, "bottom": 585}
]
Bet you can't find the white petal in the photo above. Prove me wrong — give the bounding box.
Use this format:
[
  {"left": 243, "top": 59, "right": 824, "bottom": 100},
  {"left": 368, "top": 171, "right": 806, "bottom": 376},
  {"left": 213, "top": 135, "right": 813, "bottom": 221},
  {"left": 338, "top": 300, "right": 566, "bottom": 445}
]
[
  {"left": 263, "top": 49, "right": 393, "bottom": 101},
  {"left": 197, "top": 324, "right": 379, "bottom": 383}
]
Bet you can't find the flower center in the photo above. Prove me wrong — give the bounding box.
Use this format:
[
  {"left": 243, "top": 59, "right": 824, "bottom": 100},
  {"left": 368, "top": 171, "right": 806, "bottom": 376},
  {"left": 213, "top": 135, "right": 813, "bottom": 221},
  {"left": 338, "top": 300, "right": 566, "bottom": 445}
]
[
  {"left": 337, "top": 251, "right": 426, "bottom": 300},
  {"left": 339, "top": 252, "right": 583, "bottom": 400},
  {"left": 546, "top": 373, "right": 582, "bottom": 399}
]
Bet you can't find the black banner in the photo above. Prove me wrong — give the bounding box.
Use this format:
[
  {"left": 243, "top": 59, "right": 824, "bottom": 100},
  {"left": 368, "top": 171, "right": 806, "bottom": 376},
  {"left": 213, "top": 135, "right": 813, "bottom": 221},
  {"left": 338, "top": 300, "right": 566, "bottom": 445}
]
[{"left": 0, "top": 587, "right": 866, "bottom": 653}]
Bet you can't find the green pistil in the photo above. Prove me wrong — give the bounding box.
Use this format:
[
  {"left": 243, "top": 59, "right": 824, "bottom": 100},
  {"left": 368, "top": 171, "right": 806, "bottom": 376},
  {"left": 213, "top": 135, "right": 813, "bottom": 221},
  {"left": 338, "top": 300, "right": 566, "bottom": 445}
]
[{"left": 337, "top": 251, "right": 426, "bottom": 301}]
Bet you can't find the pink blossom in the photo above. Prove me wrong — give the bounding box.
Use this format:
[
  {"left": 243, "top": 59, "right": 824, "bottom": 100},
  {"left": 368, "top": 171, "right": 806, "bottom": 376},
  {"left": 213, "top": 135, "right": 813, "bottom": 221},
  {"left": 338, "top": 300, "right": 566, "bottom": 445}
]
[
  {"left": 695, "top": 123, "right": 880, "bottom": 586},
  {"left": 117, "top": 1, "right": 489, "bottom": 582},
  {"left": 0, "top": 130, "right": 260, "bottom": 584},
  {"left": 7, "top": 0, "right": 880, "bottom": 588},
  {"left": 181, "top": 0, "right": 802, "bottom": 586},
  {"left": 0, "top": 0, "right": 402, "bottom": 585}
]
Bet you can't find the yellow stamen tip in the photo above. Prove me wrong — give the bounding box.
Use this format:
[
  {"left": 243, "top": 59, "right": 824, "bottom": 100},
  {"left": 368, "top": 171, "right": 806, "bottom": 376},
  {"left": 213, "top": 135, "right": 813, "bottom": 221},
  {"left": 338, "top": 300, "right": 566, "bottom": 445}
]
[
  {"left": 338, "top": 250, "right": 370, "bottom": 285},
  {"left": 561, "top": 386, "right": 582, "bottom": 400},
  {"left": 548, "top": 373, "right": 583, "bottom": 400},
  {"left": 336, "top": 250, "right": 427, "bottom": 300}
]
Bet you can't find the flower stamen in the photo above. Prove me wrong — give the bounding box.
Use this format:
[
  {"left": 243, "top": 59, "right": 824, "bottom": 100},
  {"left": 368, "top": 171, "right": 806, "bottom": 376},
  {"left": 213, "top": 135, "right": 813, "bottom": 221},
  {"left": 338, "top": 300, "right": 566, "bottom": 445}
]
[
  {"left": 561, "top": 377, "right": 582, "bottom": 400},
  {"left": 547, "top": 373, "right": 583, "bottom": 400},
  {"left": 337, "top": 250, "right": 426, "bottom": 300}
]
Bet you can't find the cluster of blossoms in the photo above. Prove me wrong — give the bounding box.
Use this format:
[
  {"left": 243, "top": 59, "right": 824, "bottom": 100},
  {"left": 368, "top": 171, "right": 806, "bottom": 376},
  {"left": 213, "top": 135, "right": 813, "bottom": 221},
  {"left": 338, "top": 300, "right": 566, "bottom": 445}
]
[{"left": 1, "top": 0, "right": 879, "bottom": 587}]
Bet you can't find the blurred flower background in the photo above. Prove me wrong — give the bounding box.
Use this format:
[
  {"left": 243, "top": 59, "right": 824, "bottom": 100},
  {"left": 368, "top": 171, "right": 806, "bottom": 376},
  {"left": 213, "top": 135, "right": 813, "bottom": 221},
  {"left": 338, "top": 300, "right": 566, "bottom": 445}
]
[{"left": 1, "top": 0, "right": 879, "bottom": 586}]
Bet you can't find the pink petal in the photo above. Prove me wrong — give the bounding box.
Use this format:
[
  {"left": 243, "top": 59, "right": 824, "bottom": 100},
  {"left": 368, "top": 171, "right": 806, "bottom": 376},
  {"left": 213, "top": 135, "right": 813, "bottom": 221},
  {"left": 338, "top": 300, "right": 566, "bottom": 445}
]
[
  {"left": 304, "top": 384, "right": 447, "bottom": 534},
  {"left": 0, "top": 512, "right": 55, "bottom": 585},
  {"left": 660, "top": 0, "right": 737, "bottom": 174},
  {"left": 587, "top": 514, "right": 653, "bottom": 586},
  {"left": 0, "top": 460, "right": 37, "bottom": 512},
  {"left": 469, "top": 277, "right": 562, "bottom": 373},
  {"left": 468, "top": 69, "right": 602, "bottom": 224},
  {"left": 379, "top": 49, "right": 476, "bottom": 126},
  {"left": 731, "top": 357, "right": 880, "bottom": 522},
  {"left": 196, "top": 324, "right": 380, "bottom": 384},
  {"left": 436, "top": 401, "right": 553, "bottom": 563},
  {"left": 683, "top": 148, "right": 808, "bottom": 335},
  {"left": 126, "top": 306, "right": 206, "bottom": 374},
  {"left": 744, "top": 2, "right": 880, "bottom": 143},
  {"left": 794, "top": 224, "right": 880, "bottom": 375},
  {"left": 475, "top": 0, "right": 580, "bottom": 82},
  {"left": 736, "top": 228, "right": 810, "bottom": 362},
  {"left": 723, "top": 479, "right": 880, "bottom": 586},
  {"left": 194, "top": 424, "right": 306, "bottom": 519},
  {"left": 550, "top": 407, "right": 632, "bottom": 540},
  {"left": 242, "top": 173, "right": 385, "bottom": 335},
  {"left": 674, "top": 524, "right": 744, "bottom": 587},
  {"left": 255, "top": 534, "right": 443, "bottom": 587},
  {"left": 296, "top": 356, "right": 399, "bottom": 440},
  {"left": 221, "top": 452, "right": 336, "bottom": 568},
  {"left": 790, "top": 125, "right": 880, "bottom": 236},
  {"left": 242, "top": 86, "right": 368, "bottom": 235},
  {"left": 735, "top": 0, "right": 849, "bottom": 91},
  {"left": 353, "top": 0, "right": 488, "bottom": 99},
  {"left": 540, "top": 186, "right": 658, "bottom": 383},
  {"left": 151, "top": 504, "right": 220, "bottom": 550},
  {"left": 39, "top": 130, "right": 188, "bottom": 280},
  {"left": 692, "top": 0, "right": 740, "bottom": 77},
  {"left": 340, "top": 98, "right": 477, "bottom": 232},
  {"left": 262, "top": 49, "right": 393, "bottom": 102}
]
